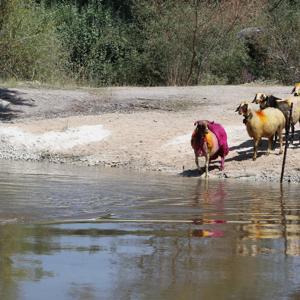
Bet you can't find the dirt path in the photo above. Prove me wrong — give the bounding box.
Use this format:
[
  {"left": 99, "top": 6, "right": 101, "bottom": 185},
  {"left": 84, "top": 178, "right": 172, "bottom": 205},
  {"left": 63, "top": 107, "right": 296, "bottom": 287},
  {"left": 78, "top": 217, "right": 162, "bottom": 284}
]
[{"left": 0, "top": 85, "right": 299, "bottom": 182}]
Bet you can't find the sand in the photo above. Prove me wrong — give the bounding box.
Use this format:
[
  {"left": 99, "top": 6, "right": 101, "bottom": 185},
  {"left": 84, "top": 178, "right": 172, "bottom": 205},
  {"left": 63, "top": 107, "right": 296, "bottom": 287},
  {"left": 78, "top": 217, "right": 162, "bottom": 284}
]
[{"left": 0, "top": 84, "right": 299, "bottom": 182}]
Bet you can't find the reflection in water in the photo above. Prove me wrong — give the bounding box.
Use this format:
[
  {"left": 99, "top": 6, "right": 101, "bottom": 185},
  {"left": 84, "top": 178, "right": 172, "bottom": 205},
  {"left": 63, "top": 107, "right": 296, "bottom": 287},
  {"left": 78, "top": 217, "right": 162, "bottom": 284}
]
[
  {"left": 280, "top": 185, "right": 300, "bottom": 257},
  {"left": 0, "top": 160, "right": 300, "bottom": 299},
  {"left": 190, "top": 179, "right": 226, "bottom": 237},
  {"left": 0, "top": 225, "right": 56, "bottom": 300},
  {"left": 1, "top": 221, "right": 299, "bottom": 299},
  {"left": 190, "top": 228, "right": 224, "bottom": 238},
  {"left": 236, "top": 184, "right": 300, "bottom": 257}
]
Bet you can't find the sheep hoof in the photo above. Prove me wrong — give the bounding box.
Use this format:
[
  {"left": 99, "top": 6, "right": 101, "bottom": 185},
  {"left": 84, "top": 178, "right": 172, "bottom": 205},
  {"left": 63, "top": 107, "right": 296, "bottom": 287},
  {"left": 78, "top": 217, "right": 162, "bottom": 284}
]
[
  {"left": 266, "top": 152, "right": 270, "bottom": 156},
  {"left": 279, "top": 150, "right": 283, "bottom": 155},
  {"left": 253, "top": 157, "right": 256, "bottom": 161}
]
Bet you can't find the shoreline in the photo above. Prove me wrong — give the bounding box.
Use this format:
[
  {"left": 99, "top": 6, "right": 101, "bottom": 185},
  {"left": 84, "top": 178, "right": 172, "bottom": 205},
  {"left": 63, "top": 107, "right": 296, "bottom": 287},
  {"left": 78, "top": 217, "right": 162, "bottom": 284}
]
[{"left": 0, "top": 85, "right": 299, "bottom": 183}]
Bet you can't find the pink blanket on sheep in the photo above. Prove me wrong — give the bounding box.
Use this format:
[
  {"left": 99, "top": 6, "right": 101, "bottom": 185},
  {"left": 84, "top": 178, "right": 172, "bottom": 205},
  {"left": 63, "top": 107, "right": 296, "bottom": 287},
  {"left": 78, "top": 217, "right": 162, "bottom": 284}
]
[{"left": 207, "top": 121, "right": 229, "bottom": 160}]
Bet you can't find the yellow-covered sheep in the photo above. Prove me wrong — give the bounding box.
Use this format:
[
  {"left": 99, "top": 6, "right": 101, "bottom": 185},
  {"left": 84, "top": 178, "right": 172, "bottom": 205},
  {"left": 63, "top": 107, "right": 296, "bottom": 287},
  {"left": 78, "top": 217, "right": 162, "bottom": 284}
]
[{"left": 236, "top": 101, "right": 286, "bottom": 160}]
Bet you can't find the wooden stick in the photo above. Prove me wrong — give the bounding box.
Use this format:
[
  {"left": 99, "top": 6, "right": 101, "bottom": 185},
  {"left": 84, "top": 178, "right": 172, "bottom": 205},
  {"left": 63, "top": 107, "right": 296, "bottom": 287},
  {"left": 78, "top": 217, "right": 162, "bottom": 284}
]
[{"left": 280, "top": 102, "right": 293, "bottom": 183}]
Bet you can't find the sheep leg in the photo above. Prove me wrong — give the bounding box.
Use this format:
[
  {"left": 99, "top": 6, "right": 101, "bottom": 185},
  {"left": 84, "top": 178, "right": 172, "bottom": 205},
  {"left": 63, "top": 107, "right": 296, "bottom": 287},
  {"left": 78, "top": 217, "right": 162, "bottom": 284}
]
[
  {"left": 220, "top": 156, "right": 225, "bottom": 171},
  {"left": 285, "top": 122, "right": 290, "bottom": 142},
  {"left": 253, "top": 138, "right": 259, "bottom": 161},
  {"left": 272, "top": 133, "right": 277, "bottom": 149},
  {"left": 290, "top": 123, "right": 295, "bottom": 144},
  {"left": 195, "top": 155, "right": 200, "bottom": 171},
  {"left": 278, "top": 130, "right": 283, "bottom": 155},
  {"left": 267, "top": 137, "right": 273, "bottom": 155}
]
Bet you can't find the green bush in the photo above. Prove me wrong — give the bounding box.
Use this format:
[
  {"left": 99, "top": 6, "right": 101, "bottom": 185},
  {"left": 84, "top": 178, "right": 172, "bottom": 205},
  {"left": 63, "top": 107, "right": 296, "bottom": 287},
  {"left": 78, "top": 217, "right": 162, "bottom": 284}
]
[
  {"left": 0, "top": 0, "right": 67, "bottom": 83},
  {"left": 0, "top": 0, "right": 299, "bottom": 86},
  {"left": 263, "top": 3, "right": 300, "bottom": 83},
  {"left": 55, "top": 2, "right": 140, "bottom": 86},
  {"left": 133, "top": 1, "right": 267, "bottom": 85}
]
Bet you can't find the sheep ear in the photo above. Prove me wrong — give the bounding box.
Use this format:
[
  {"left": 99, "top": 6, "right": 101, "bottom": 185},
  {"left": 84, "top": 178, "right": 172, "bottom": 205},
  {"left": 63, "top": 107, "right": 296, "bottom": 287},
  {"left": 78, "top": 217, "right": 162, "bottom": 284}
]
[
  {"left": 252, "top": 96, "right": 256, "bottom": 103},
  {"left": 235, "top": 105, "right": 240, "bottom": 112}
]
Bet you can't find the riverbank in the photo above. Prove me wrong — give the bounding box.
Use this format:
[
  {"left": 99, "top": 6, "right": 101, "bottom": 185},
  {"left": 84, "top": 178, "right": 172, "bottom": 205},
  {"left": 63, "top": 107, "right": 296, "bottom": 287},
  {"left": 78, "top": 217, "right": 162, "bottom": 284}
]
[{"left": 0, "top": 85, "right": 299, "bottom": 182}]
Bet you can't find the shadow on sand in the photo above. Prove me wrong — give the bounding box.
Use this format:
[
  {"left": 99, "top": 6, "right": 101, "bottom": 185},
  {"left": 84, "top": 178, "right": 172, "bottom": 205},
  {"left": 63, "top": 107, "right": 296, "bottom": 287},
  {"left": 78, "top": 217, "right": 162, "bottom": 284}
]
[
  {"left": 227, "top": 131, "right": 300, "bottom": 162},
  {"left": 227, "top": 138, "right": 282, "bottom": 162},
  {"left": 180, "top": 164, "right": 220, "bottom": 177},
  {"left": 289, "top": 129, "right": 300, "bottom": 148},
  {"left": 0, "top": 88, "right": 35, "bottom": 121}
]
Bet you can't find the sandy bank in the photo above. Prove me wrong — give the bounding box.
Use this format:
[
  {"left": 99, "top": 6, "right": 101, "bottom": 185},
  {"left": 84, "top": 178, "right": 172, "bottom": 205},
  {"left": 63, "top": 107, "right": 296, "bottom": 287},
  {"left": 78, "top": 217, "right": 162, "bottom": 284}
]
[{"left": 0, "top": 85, "right": 299, "bottom": 182}]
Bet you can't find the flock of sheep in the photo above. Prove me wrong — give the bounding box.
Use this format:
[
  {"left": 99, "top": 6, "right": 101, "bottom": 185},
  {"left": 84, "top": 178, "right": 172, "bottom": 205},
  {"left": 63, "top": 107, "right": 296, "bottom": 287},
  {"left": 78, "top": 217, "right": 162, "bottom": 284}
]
[{"left": 191, "top": 83, "right": 300, "bottom": 177}]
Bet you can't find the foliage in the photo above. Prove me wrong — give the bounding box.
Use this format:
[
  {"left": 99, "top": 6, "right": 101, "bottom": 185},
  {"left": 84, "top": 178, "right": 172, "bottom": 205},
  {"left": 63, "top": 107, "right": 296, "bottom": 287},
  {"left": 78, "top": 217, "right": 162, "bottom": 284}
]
[
  {"left": 132, "top": 0, "right": 259, "bottom": 85},
  {"left": 0, "top": 0, "right": 299, "bottom": 86},
  {"left": 263, "top": 2, "right": 300, "bottom": 83},
  {"left": 0, "top": 0, "right": 67, "bottom": 83},
  {"left": 55, "top": 2, "right": 140, "bottom": 85}
]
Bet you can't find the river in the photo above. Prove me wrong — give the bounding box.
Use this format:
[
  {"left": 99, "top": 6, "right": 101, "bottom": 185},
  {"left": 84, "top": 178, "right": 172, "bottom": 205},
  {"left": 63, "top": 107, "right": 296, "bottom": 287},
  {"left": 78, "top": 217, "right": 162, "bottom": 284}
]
[{"left": 0, "top": 160, "right": 300, "bottom": 299}]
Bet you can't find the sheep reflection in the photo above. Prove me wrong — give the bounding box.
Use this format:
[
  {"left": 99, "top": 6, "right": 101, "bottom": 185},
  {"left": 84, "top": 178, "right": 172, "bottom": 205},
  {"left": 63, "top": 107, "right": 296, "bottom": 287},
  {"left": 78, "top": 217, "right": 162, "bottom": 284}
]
[
  {"left": 190, "top": 179, "right": 300, "bottom": 256},
  {"left": 190, "top": 179, "right": 226, "bottom": 238},
  {"left": 236, "top": 185, "right": 300, "bottom": 257}
]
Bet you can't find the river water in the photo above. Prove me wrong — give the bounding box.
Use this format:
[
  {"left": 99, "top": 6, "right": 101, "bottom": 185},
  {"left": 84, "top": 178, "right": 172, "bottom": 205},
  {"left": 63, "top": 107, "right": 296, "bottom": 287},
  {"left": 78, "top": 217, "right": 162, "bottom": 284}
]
[{"left": 0, "top": 160, "right": 300, "bottom": 300}]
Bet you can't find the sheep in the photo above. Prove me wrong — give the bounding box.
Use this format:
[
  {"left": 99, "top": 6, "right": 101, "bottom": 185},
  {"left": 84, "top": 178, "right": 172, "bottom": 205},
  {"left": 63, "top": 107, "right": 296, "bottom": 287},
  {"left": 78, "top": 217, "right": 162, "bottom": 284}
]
[
  {"left": 291, "top": 83, "right": 300, "bottom": 96},
  {"left": 252, "top": 93, "right": 289, "bottom": 123},
  {"left": 278, "top": 96, "right": 300, "bottom": 143},
  {"left": 284, "top": 97, "right": 300, "bottom": 144},
  {"left": 191, "top": 120, "right": 229, "bottom": 177},
  {"left": 235, "top": 101, "right": 285, "bottom": 160},
  {"left": 253, "top": 93, "right": 300, "bottom": 143}
]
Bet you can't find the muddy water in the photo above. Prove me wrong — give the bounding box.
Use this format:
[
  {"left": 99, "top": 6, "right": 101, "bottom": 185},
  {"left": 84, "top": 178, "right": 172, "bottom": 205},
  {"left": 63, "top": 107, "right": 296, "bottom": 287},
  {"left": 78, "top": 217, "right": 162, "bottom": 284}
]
[{"left": 0, "top": 161, "right": 300, "bottom": 300}]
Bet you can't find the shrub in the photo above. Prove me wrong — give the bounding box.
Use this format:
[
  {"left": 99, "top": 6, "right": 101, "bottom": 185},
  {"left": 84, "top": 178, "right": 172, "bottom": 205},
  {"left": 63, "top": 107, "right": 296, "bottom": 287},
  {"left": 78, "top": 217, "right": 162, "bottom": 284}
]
[
  {"left": 0, "top": 0, "right": 67, "bottom": 83},
  {"left": 132, "top": 0, "right": 257, "bottom": 85},
  {"left": 1, "top": 0, "right": 299, "bottom": 86},
  {"left": 262, "top": 3, "right": 300, "bottom": 83},
  {"left": 55, "top": 2, "right": 140, "bottom": 86}
]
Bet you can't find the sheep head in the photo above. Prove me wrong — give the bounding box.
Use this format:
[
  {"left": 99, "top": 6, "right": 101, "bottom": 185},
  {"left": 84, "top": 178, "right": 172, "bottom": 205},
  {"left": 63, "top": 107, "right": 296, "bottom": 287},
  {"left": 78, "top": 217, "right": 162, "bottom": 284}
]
[
  {"left": 235, "top": 101, "right": 249, "bottom": 116},
  {"left": 193, "top": 120, "right": 209, "bottom": 136},
  {"left": 252, "top": 93, "right": 267, "bottom": 105},
  {"left": 292, "top": 83, "right": 300, "bottom": 96},
  {"left": 191, "top": 120, "right": 210, "bottom": 152},
  {"left": 236, "top": 101, "right": 253, "bottom": 124}
]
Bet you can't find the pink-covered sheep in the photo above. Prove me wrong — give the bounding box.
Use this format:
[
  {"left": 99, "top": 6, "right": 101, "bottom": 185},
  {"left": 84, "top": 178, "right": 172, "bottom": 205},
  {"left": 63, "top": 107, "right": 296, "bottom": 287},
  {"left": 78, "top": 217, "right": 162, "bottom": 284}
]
[{"left": 191, "top": 120, "right": 229, "bottom": 177}]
